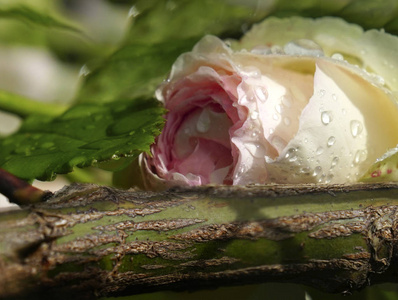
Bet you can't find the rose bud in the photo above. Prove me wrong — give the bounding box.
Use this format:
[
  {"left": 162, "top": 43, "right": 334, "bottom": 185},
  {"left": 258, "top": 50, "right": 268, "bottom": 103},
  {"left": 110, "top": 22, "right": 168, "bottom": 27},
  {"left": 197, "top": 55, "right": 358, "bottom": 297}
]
[{"left": 138, "top": 17, "right": 398, "bottom": 189}]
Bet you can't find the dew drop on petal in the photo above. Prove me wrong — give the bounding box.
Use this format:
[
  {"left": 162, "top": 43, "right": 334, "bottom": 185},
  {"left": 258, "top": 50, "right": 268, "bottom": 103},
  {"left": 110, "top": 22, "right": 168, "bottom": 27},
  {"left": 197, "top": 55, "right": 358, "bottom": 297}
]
[
  {"left": 272, "top": 114, "right": 279, "bottom": 121},
  {"left": 373, "top": 75, "right": 385, "bottom": 85},
  {"left": 331, "top": 157, "right": 339, "bottom": 168},
  {"left": 255, "top": 87, "right": 267, "bottom": 102},
  {"left": 251, "top": 45, "right": 272, "bottom": 55},
  {"left": 269, "top": 128, "right": 274, "bottom": 135},
  {"left": 331, "top": 53, "right": 344, "bottom": 60},
  {"left": 325, "top": 173, "right": 334, "bottom": 184},
  {"left": 318, "top": 174, "right": 326, "bottom": 183},
  {"left": 353, "top": 149, "right": 367, "bottom": 165},
  {"left": 350, "top": 120, "right": 363, "bottom": 137},
  {"left": 313, "top": 166, "right": 322, "bottom": 176},
  {"left": 319, "top": 89, "right": 326, "bottom": 97},
  {"left": 327, "top": 136, "right": 336, "bottom": 147},
  {"left": 316, "top": 147, "right": 324, "bottom": 155},
  {"left": 332, "top": 94, "right": 337, "bottom": 101},
  {"left": 321, "top": 111, "right": 332, "bottom": 125},
  {"left": 251, "top": 130, "right": 258, "bottom": 138},
  {"left": 241, "top": 66, "right": 261, "bottom": 78},
  {"left": 283, "top": 39, "right": 324, "bottom": 57},
  {"left": 285, "top": 148, "right": 298, "bottom": 162},
  {"left": 250, "top": 111, "right": 259, "bottom": 120},
  {"left": 283, "top": 117, "right": 291, "bottom": 126},
  {"left": 275, "top": 104, "right": 283, "bottom": 114}
]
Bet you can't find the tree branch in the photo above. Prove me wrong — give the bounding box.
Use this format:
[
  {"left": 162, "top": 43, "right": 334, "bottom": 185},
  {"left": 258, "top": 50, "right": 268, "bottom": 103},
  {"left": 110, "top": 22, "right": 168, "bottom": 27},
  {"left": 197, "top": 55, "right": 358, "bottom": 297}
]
[{"left": 1, "top": 183, "right": 398, "bottom": 299}]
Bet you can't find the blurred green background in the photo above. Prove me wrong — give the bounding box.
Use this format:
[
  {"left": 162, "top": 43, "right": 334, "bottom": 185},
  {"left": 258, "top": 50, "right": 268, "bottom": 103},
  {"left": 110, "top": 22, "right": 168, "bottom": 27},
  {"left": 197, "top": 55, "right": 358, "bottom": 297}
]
[{"left": 1, "top": 0, "right": 398, "bottom": 299}]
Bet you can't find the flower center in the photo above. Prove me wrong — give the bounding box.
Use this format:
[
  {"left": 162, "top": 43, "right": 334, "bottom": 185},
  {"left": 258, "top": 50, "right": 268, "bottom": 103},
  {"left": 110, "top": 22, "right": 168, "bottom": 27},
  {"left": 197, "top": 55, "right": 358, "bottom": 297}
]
[{"left": 171, "top": 105, "right": 233, "bottom": 184}]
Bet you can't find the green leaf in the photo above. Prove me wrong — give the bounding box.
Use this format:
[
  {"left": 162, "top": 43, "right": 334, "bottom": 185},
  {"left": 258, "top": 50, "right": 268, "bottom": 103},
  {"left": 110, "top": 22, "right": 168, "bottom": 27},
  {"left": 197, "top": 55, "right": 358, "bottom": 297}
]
[
  {"left": 0, "top": 5, "right": 82, "bottom": 34},
  {"left": 76, "top": 0, "right": 270, "bottom": 104},
  {"left": 0, "top": 98, "right": 165, "bottom": 181},
  {"left": 76, "top": 39, "right": 196, "bottom": 103}
]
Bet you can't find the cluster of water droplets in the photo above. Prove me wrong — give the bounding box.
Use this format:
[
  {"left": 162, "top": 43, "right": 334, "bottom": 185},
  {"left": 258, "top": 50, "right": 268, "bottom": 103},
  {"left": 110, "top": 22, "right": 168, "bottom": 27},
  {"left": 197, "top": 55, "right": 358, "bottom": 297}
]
[
  {"left": 251, "top": 39, "right": 324, "bottom": 57},
  {"left": 330, "top": 50, "right": 390, "bottom": 87}
]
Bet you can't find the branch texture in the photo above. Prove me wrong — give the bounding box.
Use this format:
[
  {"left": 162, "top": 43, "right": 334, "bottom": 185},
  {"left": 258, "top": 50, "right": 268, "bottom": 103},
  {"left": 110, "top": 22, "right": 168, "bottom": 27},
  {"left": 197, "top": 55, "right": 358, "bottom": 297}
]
[{"left": 1, "top": 183, "right": 398, "bottom": 299}]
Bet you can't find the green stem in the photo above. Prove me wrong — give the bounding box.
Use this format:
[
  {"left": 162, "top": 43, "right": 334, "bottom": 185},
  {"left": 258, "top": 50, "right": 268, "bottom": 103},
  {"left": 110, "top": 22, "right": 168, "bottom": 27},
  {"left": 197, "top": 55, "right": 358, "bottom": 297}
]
[
  {"left": 1, "top": 183, "right": 398, "bottom": 299},
  {"left": 0, "top": 90, "right": 68, "bottom": 118}
]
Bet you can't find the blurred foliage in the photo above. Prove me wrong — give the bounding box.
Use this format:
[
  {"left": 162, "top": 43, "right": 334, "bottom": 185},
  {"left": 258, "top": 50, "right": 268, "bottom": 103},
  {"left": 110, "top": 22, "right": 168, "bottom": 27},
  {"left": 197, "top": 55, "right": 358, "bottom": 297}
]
[{"left": 0, "top": 0, "right": 398, "bottom": 299}]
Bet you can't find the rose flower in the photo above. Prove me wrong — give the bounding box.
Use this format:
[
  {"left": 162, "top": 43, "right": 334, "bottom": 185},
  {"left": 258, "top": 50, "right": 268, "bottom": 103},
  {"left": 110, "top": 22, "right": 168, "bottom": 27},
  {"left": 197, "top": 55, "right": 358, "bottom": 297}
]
[{"left": 139, "top": 17, "right": 398, "bottom": 189}]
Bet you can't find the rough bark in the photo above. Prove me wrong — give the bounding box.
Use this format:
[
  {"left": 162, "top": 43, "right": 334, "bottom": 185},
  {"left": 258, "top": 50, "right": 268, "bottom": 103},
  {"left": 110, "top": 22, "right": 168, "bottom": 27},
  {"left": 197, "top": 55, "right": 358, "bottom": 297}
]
[{"left": 1, "top": 183, "right": 398, "bottom": 299}]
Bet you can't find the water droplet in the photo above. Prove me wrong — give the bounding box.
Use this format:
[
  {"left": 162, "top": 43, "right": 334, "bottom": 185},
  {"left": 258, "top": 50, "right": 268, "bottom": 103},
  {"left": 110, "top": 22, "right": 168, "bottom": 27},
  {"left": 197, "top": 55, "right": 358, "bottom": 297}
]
[
  {"left": 319, "top": 89, "right": 326, "bottom": 97},
  {"left": 196, "top": 109, "right": 211, "bottom": 133},
  {"left": 298, "top": 167, "right": 311, "bottom": 175},
  {"left": 269, "top": 128, "right": 274, "bottom": 135},
  {"left": 353, "top": 150, "right": 367, "bottom": 165},
  {"left": 272, "top": 114, "right": 279, "bottom": 121},
  {"left": 112, "top": 154, "right": 120, "bottom": 160},
  {"left": 304, "top": 138, "right": 308, "bottom": 143},
  {"left": 241, "top": 66, "right": 260, "bottom": 78},
  {"left": 331, "top": 53, "right": 344, "bottom": 60},
  {"left": 332, "top": 94, "right": 337, "bottom": 101},
  {"left": 373, "top": 74, "right": 385, "bottom": 85},
  {"left": 316, "top": 147, "right": 324, "bottom": 155},
  {"left": 318, "top": 174, "right": 326, "bottom": 183},
  {"left": 275, "top": 104, "right": 283, "bottom": 114},
  {"left": 285, "top": 148, "right": 298, "bottom": 162},
  {"left": 325, "top": 174, "right": 334, "bottom": 183},
  {"left": 250, "top": 111, "right": 259, "bottom": 120},
  {"left": 327, "top": 136, "right": 336, "bottom": 147},
  {"left": 283, "top": 39, "right": 324, "bottom": 57},
  {"left": 321, "top": 111, "right": 333, "bottom": 125},
  {"left": 251, "top": 130, "right": 259, "bottom": 138},
  {"left": 342, "top": 109, "right": 347, "bottom": 115},
  {"left": 283, "top": 117, "right": 291, "bottom": 126},
  {"left": 331, "top": 157, "right": 339, "bottom": 168},
  {"left": 255, "top": 87, "right": 267, "bottom": 102},
  {"left": 251, "top": 45, "right": 271, "bottom": 55},
  {"left": 350, "top": 120, "right": 363, "bottom": 137},
  {"left": 313, "top": 166, "right": 322, "bottom": 176}
]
